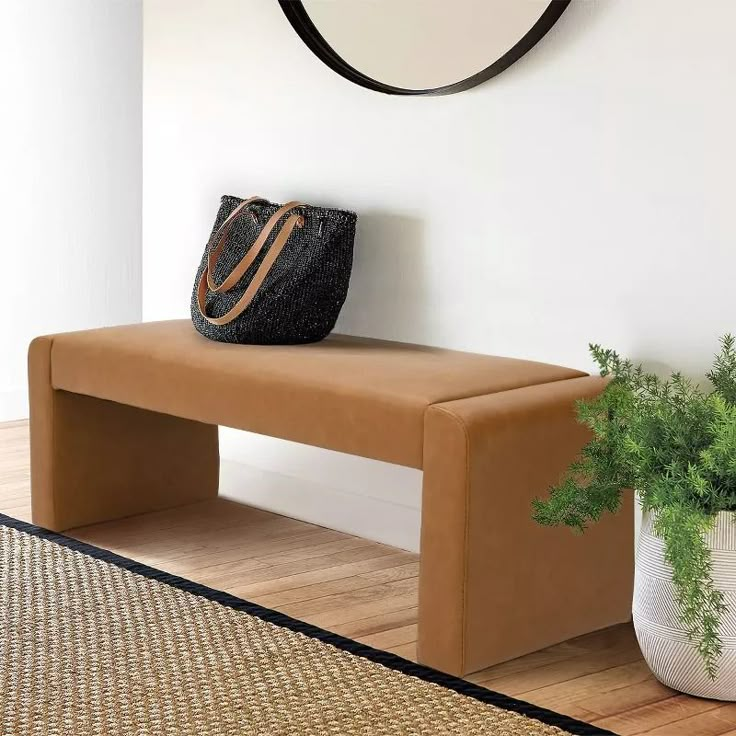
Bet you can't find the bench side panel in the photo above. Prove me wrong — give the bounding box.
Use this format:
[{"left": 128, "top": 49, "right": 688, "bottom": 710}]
[
  {"left": 418, "top": 376, "right": 634, "bottom": 676},
  {"left": 28, "top": 337, "right": 220, "bottom": 531}
]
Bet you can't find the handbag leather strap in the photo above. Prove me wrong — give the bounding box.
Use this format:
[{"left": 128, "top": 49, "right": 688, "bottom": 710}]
[
  {"left": 208, "top": 200, "right": 304, "bottom": 293},
  {"left": 205, "top": 196, "right": 264, "bottom": 292},
  {"left": 197, "top": 199, "right": 305, "bottom": 326}
]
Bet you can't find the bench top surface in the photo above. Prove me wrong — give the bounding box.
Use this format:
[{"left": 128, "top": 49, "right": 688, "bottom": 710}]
[{"left": 44, "top": 320, "right": 586, "bottom": 467}]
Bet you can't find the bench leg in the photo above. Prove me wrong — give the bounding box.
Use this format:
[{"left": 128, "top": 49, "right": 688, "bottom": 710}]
[
  {"left": 417, "top": 376, "right": 634, "bottom": 677},
  {"left": 29, "top": 337, "right": 219, "bottom": 532}
]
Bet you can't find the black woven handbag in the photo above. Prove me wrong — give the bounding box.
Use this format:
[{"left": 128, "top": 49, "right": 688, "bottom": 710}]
[{"left": 191, "top": 195, "right": 356, "bottom": 344}]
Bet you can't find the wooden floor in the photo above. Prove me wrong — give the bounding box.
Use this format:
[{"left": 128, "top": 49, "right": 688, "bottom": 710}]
[{"left": 2, "top": 420, "right": 735, "bottom": 735}]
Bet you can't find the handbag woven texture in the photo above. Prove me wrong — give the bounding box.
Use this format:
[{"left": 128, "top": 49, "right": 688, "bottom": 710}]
[{"left": 191, "top": 195, "right": 357, "bottom": 345}]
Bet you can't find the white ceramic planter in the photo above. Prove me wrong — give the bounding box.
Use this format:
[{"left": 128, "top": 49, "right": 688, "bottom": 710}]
[{"left": 633, "top": 509, "right": 736, "bottom": 700}]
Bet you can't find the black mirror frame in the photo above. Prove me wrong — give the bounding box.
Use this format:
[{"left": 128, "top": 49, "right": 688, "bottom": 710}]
[{"left": 277, "top": 0, "right": 571, "bottom": 96}]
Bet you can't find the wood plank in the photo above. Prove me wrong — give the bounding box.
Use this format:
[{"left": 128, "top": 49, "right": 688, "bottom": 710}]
[
  {"left": 0, "top": 503, "right": 32, "bottom": 521},
  {"left": 163, "top": 530, "right": 352, "bottom": 573},
  {"left": 0, "top": 490, "right": 32, "bottom": 503},
  {"left": 0, "top": 420, "right": 29, "bottom": 430},
  {"left": 386, "top": 642, "right": 417, "bottom": 661},
  {"left": 519, "top": 661, "right": 653, "bottom": 712},
  {"left": 466, "top": 644, "right": 585, "bottom": 686},
  {"left": 305, "top": 592, "right": 419, "bottom": 629},
  {"left": 278, "top": 578, "right": 418, "bottom": 619},
  {"left": 331, "top": 608, "right": 419, "bottom": 639},
  {"left": 228, "top": 552, "right": 417, "bottom": 598},
  {"left": 638, "top": 704, "right": 736, "bottom": 736},
  {"left": 576, "top": 676, "right": 676, "bottom": 718},
  {"left": 468, "top": 624, "right": 637, "bottom": 687},
  {"left": 256, "top": 562, "right": 420, "bottom": 607},
  {"left": 477, "top": 641, "right": 643, "bottom": 697},
  {"left": 139, "top": 527, "right": 350, "bottom": 568},
  {"left": 594, "top": 696, "right": 724, "bottom": 735},
  {"left": 358, "top": 624, "right": 417, "bottom": 650},
  {"left": 202, "top": 544, "right": 404, "bottom": 591}
]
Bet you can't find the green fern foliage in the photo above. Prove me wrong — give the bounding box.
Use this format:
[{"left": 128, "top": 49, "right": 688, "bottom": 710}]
[{"left": 532, "top": 335, "right": 736, "bottom": 678}]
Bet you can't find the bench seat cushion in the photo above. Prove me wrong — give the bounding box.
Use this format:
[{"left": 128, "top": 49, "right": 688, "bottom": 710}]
[{"left": 47, "top": 320, "right": 585, "bottom": 467}]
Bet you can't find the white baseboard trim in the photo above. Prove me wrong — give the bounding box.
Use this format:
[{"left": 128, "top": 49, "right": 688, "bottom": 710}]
[
  {"left": 0, "top": 388, "right": 28, "bottom": 422},
  {"left": 219, "top": 459, "right": 421, "bottom": 553},
  {"left": 218, "top": 428, "right": 422, "bottom": 509}
]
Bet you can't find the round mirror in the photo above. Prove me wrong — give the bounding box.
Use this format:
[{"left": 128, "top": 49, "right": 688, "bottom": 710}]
[{"left": 278, "top": 0, "right": 570, "bottom": 96}]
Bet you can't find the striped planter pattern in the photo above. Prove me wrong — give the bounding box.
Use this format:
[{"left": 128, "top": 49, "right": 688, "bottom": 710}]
[{"left": 633, "top": 510, "right": 736, "bottom": 701}]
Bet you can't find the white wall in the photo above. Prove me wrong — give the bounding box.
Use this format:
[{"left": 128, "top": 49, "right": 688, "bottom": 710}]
[
  {"left": 143, "top": 0, "right": 736, "bottom": 550},
  {"left": 0, "top": 0, "right": 142, "bottom": 421}
]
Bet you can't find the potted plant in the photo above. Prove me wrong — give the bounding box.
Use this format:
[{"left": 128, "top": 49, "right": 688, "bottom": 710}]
[{"left": 532, "top": 336, "right": 736, "bottom": 700}]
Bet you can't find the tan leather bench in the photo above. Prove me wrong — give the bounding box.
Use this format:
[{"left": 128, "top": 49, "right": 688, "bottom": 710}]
[{"left": 28, "top": 319, "right": 633, "bottom": 676}]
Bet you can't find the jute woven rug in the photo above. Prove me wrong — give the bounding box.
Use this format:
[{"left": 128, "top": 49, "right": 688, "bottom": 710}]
[{"left": 0, "top": 513, "right": 614, "bottom": 736}]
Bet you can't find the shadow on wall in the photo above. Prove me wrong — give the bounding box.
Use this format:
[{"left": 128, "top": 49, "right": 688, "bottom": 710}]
[{"left": 336, "top": 211, "right": 430, "bottom": 342}]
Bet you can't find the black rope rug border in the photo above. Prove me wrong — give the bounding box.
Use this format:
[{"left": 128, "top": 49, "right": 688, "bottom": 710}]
[{"left": 0, "top": 512, "right": 617, "bottom": 736}]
